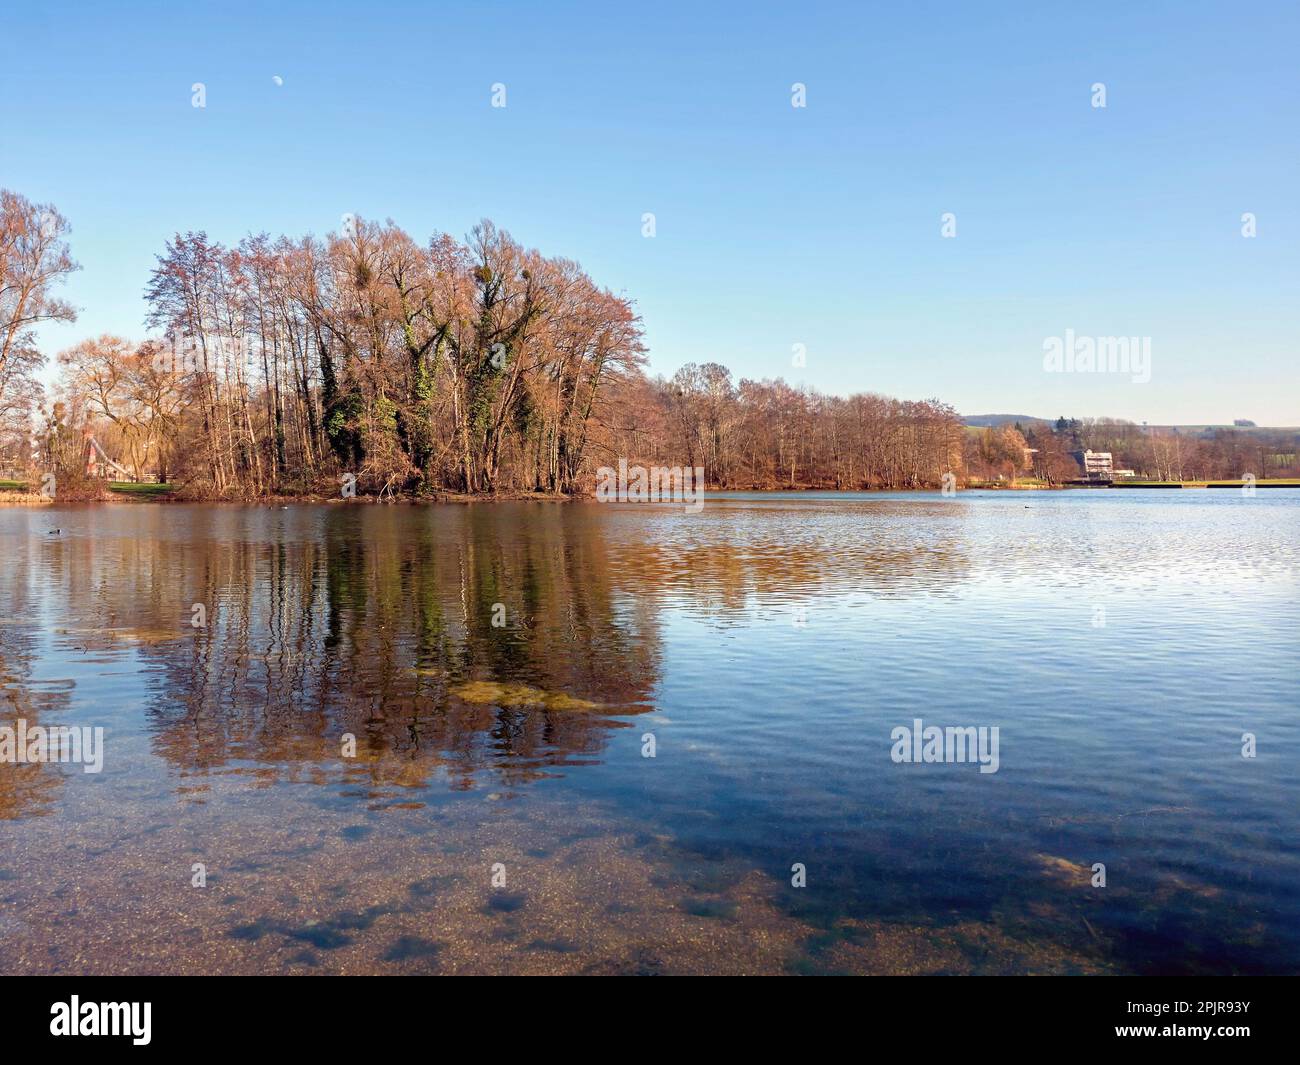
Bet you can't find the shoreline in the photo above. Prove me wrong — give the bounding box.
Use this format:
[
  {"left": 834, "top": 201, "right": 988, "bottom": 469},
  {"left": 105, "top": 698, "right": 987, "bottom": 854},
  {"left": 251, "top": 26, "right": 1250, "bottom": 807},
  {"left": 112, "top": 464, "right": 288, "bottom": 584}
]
[{"left": 4, "top": 480, "right": 1298, "bottom": 506}]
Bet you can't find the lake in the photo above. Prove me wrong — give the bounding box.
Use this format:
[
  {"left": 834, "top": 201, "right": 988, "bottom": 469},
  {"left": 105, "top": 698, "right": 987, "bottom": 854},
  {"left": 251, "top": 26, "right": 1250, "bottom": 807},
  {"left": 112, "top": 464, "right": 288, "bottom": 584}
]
[{"left": 1, "top": 491, "right": 1297, "bottom": 974}]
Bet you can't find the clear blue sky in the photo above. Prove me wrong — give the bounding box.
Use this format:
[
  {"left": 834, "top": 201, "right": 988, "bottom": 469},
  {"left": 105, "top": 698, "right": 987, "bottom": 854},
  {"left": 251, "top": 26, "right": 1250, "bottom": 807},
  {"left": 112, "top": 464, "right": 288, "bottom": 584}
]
[{"left": 3, "top": 0, "right": 1297, "bottom": 424}]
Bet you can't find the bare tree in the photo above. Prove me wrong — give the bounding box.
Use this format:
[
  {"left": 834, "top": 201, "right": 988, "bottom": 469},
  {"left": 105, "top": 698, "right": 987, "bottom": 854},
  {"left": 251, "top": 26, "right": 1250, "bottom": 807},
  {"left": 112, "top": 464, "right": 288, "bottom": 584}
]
[{"left": 0, "top": 190, "right": 79, "bottom": 412}]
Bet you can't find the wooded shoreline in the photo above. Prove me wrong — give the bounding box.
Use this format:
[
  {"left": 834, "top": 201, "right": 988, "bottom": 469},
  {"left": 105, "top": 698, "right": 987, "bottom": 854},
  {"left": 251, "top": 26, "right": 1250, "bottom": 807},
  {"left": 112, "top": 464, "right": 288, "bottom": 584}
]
[
  {"left": 6, "top": 479, "right": 1297, "bottom": 507},
  {"left": 4, "top": 192, "right": 1297, "bottom": 499}
]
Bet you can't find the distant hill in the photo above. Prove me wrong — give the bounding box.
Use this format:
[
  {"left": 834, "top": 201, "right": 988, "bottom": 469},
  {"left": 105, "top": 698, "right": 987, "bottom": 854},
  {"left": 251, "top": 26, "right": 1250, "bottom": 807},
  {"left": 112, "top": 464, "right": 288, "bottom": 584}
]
[
  {"left": 962, "top": 414, "right": 1046, "bottom": 428},
  {"left": 962, "top": 415, "right": 1299, "bottom": 436},
  {"left": 1144, "top": 424, "right": 1300, "bottom": 435}
]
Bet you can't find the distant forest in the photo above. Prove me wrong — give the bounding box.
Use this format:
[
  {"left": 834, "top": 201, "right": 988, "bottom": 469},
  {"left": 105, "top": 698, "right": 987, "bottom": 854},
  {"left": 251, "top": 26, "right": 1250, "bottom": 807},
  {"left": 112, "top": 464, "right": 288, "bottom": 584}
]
[
  {"left": 977, "top": 418, "right": 1300, "bottom": 484},
  {"left": 2, "top": 189, "right": 1295, "bottom": 498}
]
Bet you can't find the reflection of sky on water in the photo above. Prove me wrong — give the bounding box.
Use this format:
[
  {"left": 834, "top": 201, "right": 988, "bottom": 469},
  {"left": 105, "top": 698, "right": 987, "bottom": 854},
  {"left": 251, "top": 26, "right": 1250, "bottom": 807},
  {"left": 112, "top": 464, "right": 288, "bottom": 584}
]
[{"left": 1, "top": 491, "right": 1297, "bottom": 973}]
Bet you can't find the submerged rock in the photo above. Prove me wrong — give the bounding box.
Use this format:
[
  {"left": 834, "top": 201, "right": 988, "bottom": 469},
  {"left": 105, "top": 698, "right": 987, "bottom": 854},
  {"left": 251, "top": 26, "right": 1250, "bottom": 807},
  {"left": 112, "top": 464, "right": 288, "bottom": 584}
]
[
  {"left": 1033, "top": 853, "right": 1094, "bottom": 887},
  {"left": 451, "top": 680, "right": 601, "bottom": 712}
]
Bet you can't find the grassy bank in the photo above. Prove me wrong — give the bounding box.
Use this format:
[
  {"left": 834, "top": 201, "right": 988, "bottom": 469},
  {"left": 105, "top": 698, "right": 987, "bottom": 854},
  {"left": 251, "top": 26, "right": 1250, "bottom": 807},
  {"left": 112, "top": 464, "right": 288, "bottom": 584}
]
[
  {"left": 1109, "top": 478, "right": 1300, "bottom": 489},
  {"left": 0, "top": 480, "right": 177, "bottom": 501},
  {"left": 105, "top": 482, "right": 175, "bottom": 497}
]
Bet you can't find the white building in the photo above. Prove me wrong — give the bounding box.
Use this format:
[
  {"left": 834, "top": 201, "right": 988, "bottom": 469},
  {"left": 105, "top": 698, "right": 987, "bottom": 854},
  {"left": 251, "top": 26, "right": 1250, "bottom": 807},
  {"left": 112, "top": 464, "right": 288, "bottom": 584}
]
[{"left": 1073, "top": 450, "right": 1114, "bottom": 481}]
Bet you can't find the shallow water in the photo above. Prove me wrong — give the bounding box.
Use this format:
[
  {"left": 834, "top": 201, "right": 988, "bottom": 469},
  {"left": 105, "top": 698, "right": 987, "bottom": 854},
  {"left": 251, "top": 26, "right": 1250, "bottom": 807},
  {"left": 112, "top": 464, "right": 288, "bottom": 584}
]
[{"left": 1, "top": 491, "right": 1297, "bottom": 974}]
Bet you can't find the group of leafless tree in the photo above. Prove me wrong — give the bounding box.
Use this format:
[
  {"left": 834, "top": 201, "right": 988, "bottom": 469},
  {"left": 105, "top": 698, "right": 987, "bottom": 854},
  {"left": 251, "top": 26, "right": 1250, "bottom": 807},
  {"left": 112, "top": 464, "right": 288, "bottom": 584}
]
[
  {"left": 1038, "top": 417, "right": 1296, "bottom": 481},
  {"left": 2, "top": 190, "right": 970, "bottom": 495},
  {"left": 614, "top": 368, "right": 965, "bottom": 489},
  {"left": 0, "top": 190, "right": 78, "bottom": 469},
  {"left": 4, "top": 189, "right": 1290, "bottom": 495},
  {"left": 127, "top": 217, "right": 651, "bottom": 497},
  {"left": 965, "top": 417, "right": 1299, "bottom": 483}
]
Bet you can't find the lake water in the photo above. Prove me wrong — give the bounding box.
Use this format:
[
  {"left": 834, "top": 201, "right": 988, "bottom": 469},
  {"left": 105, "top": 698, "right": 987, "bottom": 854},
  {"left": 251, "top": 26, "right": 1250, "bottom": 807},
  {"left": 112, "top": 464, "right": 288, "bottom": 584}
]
[{"left": 1, "top": 491, "right": 1297, "bottom": 974}]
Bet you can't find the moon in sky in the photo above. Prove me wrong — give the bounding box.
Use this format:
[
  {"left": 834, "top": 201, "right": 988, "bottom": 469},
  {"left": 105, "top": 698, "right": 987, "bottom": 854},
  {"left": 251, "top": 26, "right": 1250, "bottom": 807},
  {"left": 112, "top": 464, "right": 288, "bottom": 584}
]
[{"left": 272, "top": 75, "right": 283, "bottom": 86}]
